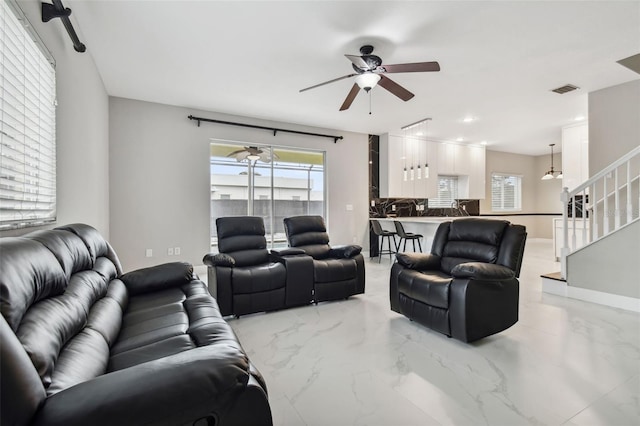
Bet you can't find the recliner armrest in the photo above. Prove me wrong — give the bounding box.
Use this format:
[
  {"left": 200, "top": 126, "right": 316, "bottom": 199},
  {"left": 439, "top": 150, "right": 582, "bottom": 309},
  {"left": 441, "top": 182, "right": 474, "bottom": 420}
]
[
  {"left": 451, "top": 262, "right": 515, "bottom": 280},
  {"left": 270, "top": 248, "right": 306, "bottom": 256},
  {"left": 329, "top": 245, "right": 362, "bottom": 258},
  {"left": 120, "top": 262, "right": 195, "bottom": 296},
  {"left": 396, "top": 253, "right": 441, "bottom": 270},
  {"left": 203, "top": 253, "right": 236, "bottom": 268}
]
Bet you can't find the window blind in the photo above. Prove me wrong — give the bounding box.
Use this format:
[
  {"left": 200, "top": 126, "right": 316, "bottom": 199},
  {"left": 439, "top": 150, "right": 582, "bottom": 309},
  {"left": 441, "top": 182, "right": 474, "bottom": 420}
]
[
  {"left": 491, "top": 173, "right": 522, "bottom": 212},
  {"left": 428, "top": 175, "right": 458, "bottom": 208},
  {"left": 1, "top": 1, "right": 56, "bottom": 229}
]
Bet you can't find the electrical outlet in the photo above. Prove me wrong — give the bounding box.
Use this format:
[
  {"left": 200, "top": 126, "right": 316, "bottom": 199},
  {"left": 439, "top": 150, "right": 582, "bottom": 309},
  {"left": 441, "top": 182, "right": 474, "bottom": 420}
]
[
  {"left": 174, "top": 247, "right": 181, "bottom": 256},
  {"left": 392, "top": 205, "right": 396, "bottom": 211},
  {"left": 346, "top": 204, "right": 353, "bottom": 211},
  {"left": 145, "top": 249, "right": 153, "bottom": 258},
  {"left": 168, "top": 247, "right": 174, "bottom": 256}
]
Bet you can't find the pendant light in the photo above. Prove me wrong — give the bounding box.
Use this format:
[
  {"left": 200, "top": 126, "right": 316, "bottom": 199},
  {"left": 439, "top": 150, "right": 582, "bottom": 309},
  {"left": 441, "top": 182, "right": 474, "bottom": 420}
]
[{"left": 541, "top": 143, "right": 562, "bottom": 180}]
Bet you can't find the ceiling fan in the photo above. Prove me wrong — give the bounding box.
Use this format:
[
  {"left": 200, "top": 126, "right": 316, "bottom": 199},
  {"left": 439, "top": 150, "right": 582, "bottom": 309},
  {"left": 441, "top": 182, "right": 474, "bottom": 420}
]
[
  {"left": 227, "top": 146, "right": 278, "bottom": 163},
  {"left": 299, "top": 45, "right": 440, "bottom": 111}
]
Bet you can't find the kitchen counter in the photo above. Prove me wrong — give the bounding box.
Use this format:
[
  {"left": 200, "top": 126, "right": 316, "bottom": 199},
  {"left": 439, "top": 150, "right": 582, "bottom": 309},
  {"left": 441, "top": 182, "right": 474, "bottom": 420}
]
[{"left": 369, "top": 216, "right": 511, "bottom": 255}]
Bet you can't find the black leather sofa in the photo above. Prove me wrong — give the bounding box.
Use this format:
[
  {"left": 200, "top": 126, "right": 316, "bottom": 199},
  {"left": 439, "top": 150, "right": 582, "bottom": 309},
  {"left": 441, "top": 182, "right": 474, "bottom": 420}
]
[
  {"left": 390, "top": 218, "right": 527, "bottom": 343},
  {"left": 1, "top": 224, "right": 272, "bottom": 426},
  {"left": 283, "top": 215, "right": 365, "bottom": 302},
  {"left": 204, "top": 216, "right": 313, "bottom": 317}
]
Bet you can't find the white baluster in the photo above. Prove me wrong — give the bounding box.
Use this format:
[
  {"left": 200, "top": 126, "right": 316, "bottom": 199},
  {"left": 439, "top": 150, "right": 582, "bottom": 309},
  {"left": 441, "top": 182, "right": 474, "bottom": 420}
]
[
  {"left": 582, "top": 189, "right": 587, "bottom": 245},
  {"left": 561, "top": 187, "right": 569, "bottom": 279},
  {"left": 603, "top": 177, "right": 609, "bottom": 236},
  {"left": 592, "top": 182, "right": 598, "bottom": 240},
  {"left": 627, "top": 160, "right": 633, "bottom": 223},
  {"left": 614, "top": 168, "right": 620, "bottom": 229}
]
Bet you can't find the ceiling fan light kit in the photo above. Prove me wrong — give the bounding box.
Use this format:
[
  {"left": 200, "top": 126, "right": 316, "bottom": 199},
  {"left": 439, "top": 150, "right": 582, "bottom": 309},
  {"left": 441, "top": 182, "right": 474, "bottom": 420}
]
[
  {"left": 300, "top": 45, "right": 440, "bottom": 112},
  {"left": 355, "top": 73, "right": 381, "bottom": 91}
]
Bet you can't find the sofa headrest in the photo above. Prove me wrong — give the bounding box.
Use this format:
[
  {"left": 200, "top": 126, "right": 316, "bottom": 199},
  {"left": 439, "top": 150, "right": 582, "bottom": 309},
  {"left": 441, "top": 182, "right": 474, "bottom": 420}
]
[
  {"left": 216, "top": 216, "right": 269, "bottom": 267},
  {"left": 283, "top": 216, "right": 330, "bottom": 248},
  {"left": 0, "top": 237, "right": 68, "bottom": 331},
  {"left": 433, "top": 219, "right": 512, "bottom": 275},
  {"left": 447, "top": 218, "right": 509, "bottom": 246}
]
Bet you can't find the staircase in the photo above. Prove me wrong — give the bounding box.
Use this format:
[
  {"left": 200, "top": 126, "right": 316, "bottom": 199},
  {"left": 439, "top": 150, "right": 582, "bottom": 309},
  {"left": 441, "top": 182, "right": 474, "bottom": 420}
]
[{"left": 542, "top": 145, "right": 640, "bottom": 311}]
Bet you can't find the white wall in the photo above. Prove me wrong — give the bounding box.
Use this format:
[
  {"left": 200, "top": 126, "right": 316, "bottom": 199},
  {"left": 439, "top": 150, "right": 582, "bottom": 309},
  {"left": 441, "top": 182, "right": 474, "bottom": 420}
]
[
  {"left": 109, "top": 97, "right": 369, "bottom": 271},
  {"left": 480, "top": 150, "right": 563, "bottom": 238},
  {"left": 568, "top": 220, "right": 640, "bottom": 299},
  {"left": 589, "top": 79, "right": 640, "bottom": 175},
  {"left": 0, "top": 0, "right": 110, "bottom": 238}
]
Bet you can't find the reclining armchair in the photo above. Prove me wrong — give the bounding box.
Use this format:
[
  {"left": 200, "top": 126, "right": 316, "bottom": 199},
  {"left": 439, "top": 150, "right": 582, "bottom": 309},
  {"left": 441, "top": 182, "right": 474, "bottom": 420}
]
[
  {"left": 204, "top": 216, "right": 313, "bottom": 317},
  {"left": 283, "top": 215, "right": 365, "bottom": 302},
  {"left": 390, "top": 218, "right": 527, "bottom": 343}
]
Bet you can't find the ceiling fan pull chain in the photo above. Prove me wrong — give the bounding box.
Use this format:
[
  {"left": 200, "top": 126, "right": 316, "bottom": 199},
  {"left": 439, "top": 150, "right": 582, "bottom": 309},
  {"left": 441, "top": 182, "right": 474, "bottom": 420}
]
[{"left": 369, "top": 90, "right": 372, "bottom": 115}]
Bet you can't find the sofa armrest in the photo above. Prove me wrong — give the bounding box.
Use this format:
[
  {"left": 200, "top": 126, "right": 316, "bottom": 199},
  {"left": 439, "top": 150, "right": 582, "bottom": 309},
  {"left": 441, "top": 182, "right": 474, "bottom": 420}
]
[
  {"left": 396, "top": 253, "right": 441, "bottom": 271},
  {"left": 203, "top": 253, "right": 236, "bottom": 268},
  {"left": 270, "top": 247, "right": 306, "bottom": 257},
  {"left": 451, "top": 262, "right": 515, "bottom": 280},
  {"left": 329, "top": 245, "right": 362, "bottom": 258},
  {"left": 32, "top": 346, "right": 270, "bottom": 426},
  {"left": 120, "top": 262, "right": 194, "bottom": 296}
]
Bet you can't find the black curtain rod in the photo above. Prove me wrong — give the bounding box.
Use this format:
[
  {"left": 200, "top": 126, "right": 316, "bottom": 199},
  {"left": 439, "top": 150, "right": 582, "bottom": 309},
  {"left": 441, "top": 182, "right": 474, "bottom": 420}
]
[
  {"left": 188, "top": 115, "right": 343, "bottom": 143},
  {"left": 42, "top": 0, "right": 86, "bottom": 53}
]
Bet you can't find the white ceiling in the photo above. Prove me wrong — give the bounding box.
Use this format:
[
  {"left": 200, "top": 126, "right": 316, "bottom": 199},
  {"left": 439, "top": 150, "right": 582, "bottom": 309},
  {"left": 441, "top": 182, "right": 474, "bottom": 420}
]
[{"left": 68, "top": 0, "right": 640, "bottom": 156}]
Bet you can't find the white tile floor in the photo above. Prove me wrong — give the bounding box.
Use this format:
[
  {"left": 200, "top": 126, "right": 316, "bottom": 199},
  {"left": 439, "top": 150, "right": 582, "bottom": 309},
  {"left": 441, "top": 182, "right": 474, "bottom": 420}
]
[{"left": 223, "top": 240, "right": 640, "bottom": 426}]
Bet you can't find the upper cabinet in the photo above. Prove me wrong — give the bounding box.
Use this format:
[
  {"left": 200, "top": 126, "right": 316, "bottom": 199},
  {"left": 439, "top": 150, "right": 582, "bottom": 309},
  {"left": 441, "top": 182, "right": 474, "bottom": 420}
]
[
  {"left": 380, "top": 134, "right": 485, "bottom": 199},
  {"left": 379, "top": 134, "right": 438, "bottom": 198},
  {"left": 561, "top": 122, "right": 589, "bottom": 192}
]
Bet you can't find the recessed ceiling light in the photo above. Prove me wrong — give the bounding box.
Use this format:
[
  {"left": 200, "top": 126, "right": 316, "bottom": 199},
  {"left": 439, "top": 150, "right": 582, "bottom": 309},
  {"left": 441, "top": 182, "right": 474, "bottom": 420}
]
[
  {"left": 574, "top": 115, "right": 585, "bottom": 121},
  {"left": 463, "top": 117, "right": 475, "bottom": 123},
  {"left": 480, "top": 141, "right": 488, "bottom": 145},
  {"left": 456, "top": 137, "right": 464, "bottom": 142},
  {"left": 416, "top": 131, "right": 424, "bottom": 136}
]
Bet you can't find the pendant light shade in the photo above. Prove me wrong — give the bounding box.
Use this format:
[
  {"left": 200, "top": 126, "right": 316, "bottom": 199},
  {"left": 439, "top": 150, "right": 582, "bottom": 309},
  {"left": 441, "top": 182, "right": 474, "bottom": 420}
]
[{"left": 541, "top": 143, "right": 562, "bottom": 180}]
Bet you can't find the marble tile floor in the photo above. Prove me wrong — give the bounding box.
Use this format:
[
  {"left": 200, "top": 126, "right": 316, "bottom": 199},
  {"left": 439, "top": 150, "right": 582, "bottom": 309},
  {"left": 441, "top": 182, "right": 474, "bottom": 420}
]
[{"left": 222, "top": 240, "right": 640, "bottom": 426}]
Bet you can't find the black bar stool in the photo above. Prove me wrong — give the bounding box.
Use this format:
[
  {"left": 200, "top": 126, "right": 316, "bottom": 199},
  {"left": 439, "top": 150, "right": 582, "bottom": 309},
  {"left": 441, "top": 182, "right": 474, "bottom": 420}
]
[
  {"left": 370, "top": 220, "right": 398, "bottom": 262},
  {"left": 394, "top": 221, "right": 423, "bottom": 252}
]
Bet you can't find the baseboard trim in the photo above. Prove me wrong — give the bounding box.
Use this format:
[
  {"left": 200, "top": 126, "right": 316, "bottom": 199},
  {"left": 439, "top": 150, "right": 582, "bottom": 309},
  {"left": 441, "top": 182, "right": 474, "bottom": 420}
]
[{"left": 542, "top": 278, "right": 640, "bottom": 312}]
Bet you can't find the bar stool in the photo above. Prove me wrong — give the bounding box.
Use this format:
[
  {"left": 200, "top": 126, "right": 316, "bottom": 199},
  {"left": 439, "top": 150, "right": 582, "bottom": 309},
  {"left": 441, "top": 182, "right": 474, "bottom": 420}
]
[
  {"left": 370, "top": 219, "right": 398, "bottom": 262},
  {"left": 394, "top": 221, "right": 423, "bottom": 252}
]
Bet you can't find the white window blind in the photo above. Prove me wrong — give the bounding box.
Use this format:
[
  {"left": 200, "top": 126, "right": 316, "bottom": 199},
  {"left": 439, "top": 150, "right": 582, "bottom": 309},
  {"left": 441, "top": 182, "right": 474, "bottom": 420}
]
[
  {"left": 1, "top": 1, "right": 56, "bottom": 230},
  {"left": 428, "top": 175, "right": 458, "bottom": 208},
  {"left": 491, "top": 173, "right": 522, "bottom": 212}
]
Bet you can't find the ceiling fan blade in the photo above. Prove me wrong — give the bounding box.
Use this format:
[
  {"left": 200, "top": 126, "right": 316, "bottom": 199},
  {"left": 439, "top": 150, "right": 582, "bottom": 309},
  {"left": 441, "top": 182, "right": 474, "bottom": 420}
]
[
  {"left": 339, "top": 83, "right": 360, "bottom": 111},
  {"left": 299, "top": 74, "right": 358, "bottom": 92},
  {"left": 345, "top": 54, "right": 369, "bottom": 70},
  {"left": 378, "top": 75, "right": 414, "bottom": 101},
  {"left": 380, "top": 61, "right": 440, "bottom": 73}
]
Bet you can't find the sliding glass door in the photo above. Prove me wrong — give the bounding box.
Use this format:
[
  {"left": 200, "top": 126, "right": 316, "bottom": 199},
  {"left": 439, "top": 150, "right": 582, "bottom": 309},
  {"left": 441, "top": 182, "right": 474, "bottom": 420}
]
[{"left": 210, "top": 141, "right": 325, "bottom": 251}]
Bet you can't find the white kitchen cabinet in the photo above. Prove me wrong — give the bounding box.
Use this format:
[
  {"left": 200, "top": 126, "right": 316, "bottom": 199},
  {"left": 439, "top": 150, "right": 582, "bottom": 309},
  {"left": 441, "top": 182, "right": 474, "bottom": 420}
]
[
  {"left": 437, "top": 142, "right": 486, "bottom": 199},
  {"left": 380, "top": 134, "right": 438, "bottom": 198},
  {"left": 380, "top": 135, "right": 485, "bottom": 199}
]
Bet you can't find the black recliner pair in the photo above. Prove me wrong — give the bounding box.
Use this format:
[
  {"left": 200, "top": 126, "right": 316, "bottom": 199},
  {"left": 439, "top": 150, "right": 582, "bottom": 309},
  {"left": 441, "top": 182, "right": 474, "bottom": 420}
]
[{"left": 203, "top": 215, "right": 364, "bottom": 317}]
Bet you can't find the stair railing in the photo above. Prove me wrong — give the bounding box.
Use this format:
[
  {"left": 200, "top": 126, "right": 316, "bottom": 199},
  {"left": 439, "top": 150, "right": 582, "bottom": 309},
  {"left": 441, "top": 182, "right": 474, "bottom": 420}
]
[{"left": 561, "top": 145, "right": 640, "bottom": 278}]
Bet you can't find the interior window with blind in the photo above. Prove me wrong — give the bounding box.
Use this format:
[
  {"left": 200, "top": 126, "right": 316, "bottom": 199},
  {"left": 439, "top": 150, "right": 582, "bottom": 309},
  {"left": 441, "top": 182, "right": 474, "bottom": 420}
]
[
  {"left": 428, "top": 176, "right": 459, "bottom": 208},
  {"left": 1, "top": 1, "right": 57, "bottom": 230},
  {"left": 491, "top": 173, "right": 522, "bottom": 212}
]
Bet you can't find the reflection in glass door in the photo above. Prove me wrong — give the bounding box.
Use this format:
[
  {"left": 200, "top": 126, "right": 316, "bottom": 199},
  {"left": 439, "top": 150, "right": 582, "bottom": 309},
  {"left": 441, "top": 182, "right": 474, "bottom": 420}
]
[{"left": 210, "top": 142, "right": 325, "bottom": 251}]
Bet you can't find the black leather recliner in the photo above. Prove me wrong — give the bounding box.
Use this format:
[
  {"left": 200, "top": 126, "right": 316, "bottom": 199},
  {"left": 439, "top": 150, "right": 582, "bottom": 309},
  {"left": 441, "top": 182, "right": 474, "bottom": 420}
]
[
  {"left": 390, "top": 218, "right": 527, "bottom": 343},
  {"left": 204, "top": 216, "right": 313, "bottom": 317},
  {"left": 283, "top": 215, "right": 365, "bottom": 302}
]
